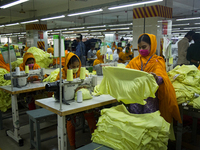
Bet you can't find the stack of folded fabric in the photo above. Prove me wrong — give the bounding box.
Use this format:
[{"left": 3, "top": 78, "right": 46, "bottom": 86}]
[
  {"left": 168, "top": 65, "right": 200, "bottom": 104},
  {"left": 92, "top": 104, "right": 170, "bottom": 150}
]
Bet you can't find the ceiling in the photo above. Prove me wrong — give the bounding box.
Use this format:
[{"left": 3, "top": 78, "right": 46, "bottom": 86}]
[{"left": 0, "top": 0, "right": 200, "bottom": 35}]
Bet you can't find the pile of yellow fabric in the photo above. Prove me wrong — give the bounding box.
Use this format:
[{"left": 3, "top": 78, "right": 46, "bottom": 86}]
[
  {"left": 168, "top": 65, "right": 200, "bottom": 104},
  {"left": 75, "top": 88, "right": 93, "bottom": 100},
  {"left": 188, "top": 97, "right": 200, "bottom": 109},
  {"left": 27, "top": 47, "right": 53, "bottom": 68},
  {"left": 92, "top": 104, "right": 170, "bottom": 150},
  {"left": 99, "top": 67, "right": 158, "bottom": 105},
  {"left": 0, "top": 68, "right": 11, "bottom": 112},
  {"left": 43, "top": 68, "right": 60, "bottom": 83},
  {"left": 11, "top": 58, "right": 23, "bottom": 69}
]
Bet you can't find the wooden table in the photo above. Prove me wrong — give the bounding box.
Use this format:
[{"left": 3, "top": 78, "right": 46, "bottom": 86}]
[
  {"left": 35, "top": 95, "right": 117, "bottom": 150},
  {"left": 0, "top": 82, "right": 47, "bottom": 146}
]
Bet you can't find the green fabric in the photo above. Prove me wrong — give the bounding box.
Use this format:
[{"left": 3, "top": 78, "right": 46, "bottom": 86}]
[
  {"left": 99, "top": 67, "right": 158, "bottom": 105},
  {"left": 43, "top": 68, "right": 60, "bottom": 83},
  {"left": 168, "top": 65, "right": 200, "bottom": 105},
  {"left": 92, "top": 104, "right": 170, "bottom": 150},
  {"left": 27, "top": 47, "right": 53, "bottom": 68},
  {"left": 75, "top": 88, "right": 93, "bottom": 100},
  {"left": 0, "top": 68, "right": 11, "bottom": 112},
  {"left": 186, "top": 41, "right": 200, "bottom": 67}
]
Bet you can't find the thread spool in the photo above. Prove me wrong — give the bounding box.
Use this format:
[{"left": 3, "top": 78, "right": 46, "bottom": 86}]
[
  {"left": 106, "top": 54, "right": 109, "bottom": 59},
  {"left": 77, "top": 91, "right": 83, "bottom": 103},
  {"left": 92, "top": 75, "right": 97, "bottom": 86},
  {"left": 110, "top": 54, "right": 113, "bottom": 60},
  {"left": 16, "top": 67, "right": 20, "bottom": 76},
  {"left": 25, "top": 65, "right": 29, "bottom": 73},
  {"left": 67, "top": 69, "right": 73, "bottom": 81},
  {"left": 80, "top": 67, "right": 86, "bottom": 79}
]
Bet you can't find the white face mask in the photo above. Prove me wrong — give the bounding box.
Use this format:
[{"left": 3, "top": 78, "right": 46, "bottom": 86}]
[{"left": 72, "top": 68, "right": 79, "bottom": 73}]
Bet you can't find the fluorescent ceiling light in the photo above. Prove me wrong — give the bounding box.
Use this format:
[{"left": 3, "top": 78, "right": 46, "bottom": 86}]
[
  {"left": 63, "top": 31, "right": 74, "bottom": 34},
  {"left": 5, "top": 34, "right": 12, "bottom": 35},
  {"left": 5, "top": 23, "right": 19, "bottom": 26},
  {"left": 75, "top": 30, "right": 89, "bottom": 32},
  {"left": 172, "top": 30, "right": 189, "bottom": 32},
  {"left": 108, "top": 0, "right": 163, "bottom": 10},
  {"left": 68, "top": 9, "right": 103, "bottom": 16},
  {"left": 108, "top": 23, "right": 132, "bottom": 27},
  {"left": 54, "top": 29, "right": 67, "bottom": 31},
  {"left": 0, "top": 0, "right": 29, "bottom": 9},
  {"left": 195, "top": 23, "right": 200, "bottom": 25},
  {"left": 110, "top": 27, "right": 130, "bottom": 30},
  {"left": 0, "top": 25, "right": 4, "bottom": 27},
  {"left": 20, "top": 19, "right": 39, "bottom": 24},
  {"left": 69, "top": 27, "right": 85, "bottom": 30},
  {"left": 21, "top": 32, "right": 26, "bottom": 34},
  {"left": 184, "top": 27, "right": 200, "bottom": 29},
  {"left": 176, "top": 17, "right": 200, "bottom": 21},
  {"left": 87, "top": 25, "right": 106, "bottom": 29},
  {"left": 50, "top": 32, "right": 59, "bottom": 34},
  {"left": 18, "top": 35, "right": 25, "bottom": 36},
  {"left": 13, "top": 33, "right": 20, "bottom": 34},
  {"left": 47, "top": 30, "right": 53, "bottom": 32},
  {"left": 91, "top": 29, "right": 106, "bottom": 32},
  {"left": 172, "top": 23, "right": 189, "bottom": 26},
  {"left": 172, "top": 28, "right": 180, "bottom": 30},
  {"left": 41, "top": 15, "right": 65, "bottom": 21}
]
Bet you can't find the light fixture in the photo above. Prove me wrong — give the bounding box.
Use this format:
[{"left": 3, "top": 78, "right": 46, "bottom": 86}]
[
  {"left": 75, "top": 30, "right": 89, "bottom": 32},
  {"left": 41, "top": 15, "right": 65, "bottom": 21},
  {"left": 63, "top": 31, "right": 74, "bottom": 34},
  {"left": 13, "top": 33, "right": 21, "bottom": 34},
  {"left": 0, "top": 25, "right": 4, "bottom": 27},
  {"left": 91, "top": 29, "right": 107, "bottom": 32},
  {"left": 20, "top": 19, "right": 39, "bottom": 24},
  {"left": 5, "top": 34, "right": 12, "bottom": 35},
  {"left": 47, "top": 30, "right": 53, "bottom": 32},
  {"left": 87, "top": 25, "right": 106, "bottom": 29},
  {"left": 50, "top": 32, "right": 60, "bottom": 34},
  {"left": 184, "top": 27, "right": 200, "bottom": 29},
  {"left": 5, "top": 23, "right": 19, "bottom": 26},
  {"left": 176, "top": 17, "right": 200, "bottom": 21},
  {"left": 108, "top": 0, "right": 163, "bottom": 10},
  {"left": 195, "top": 23, "right": 200, "bottom": 25},
  {"left": 172, "top": 28, "right": 180, "bottom": 30},
  {"left": 172, "top": 23, "right": 189, "bottom": 26},
  {"left": 108, "top": 23, "right": 132, "bottom": 27},
  {"left": 54, "top": 29, "right": 67, "bottom": 31},
  {"left": 21, "top": 32, "right": 26, "bottom": 34},
  {"left": 0, "top": 0, "right": 29, "bottom": 9},
  {"left": 110, "top": 27, "right": 130, "bottom": 30},
  {"left": 68, "top": 9, "right": 103, "bottom": 16},
  {"left": 68, "top": 27, "right": 85, "bottom": 30},
  {"left": 172, "top": 30, "right": 190, "bottom": 32}
]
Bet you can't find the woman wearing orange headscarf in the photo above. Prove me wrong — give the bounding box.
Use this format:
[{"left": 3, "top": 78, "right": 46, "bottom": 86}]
[
  {"left": 93, "top": 50, "right": 104, "bottom": 66},
  {"left": 123, "top": 46, "right": 133, "bottom": 61},
  {"left": 117, "top": 48, "right": 125, "bottom": 63},
  {"left": 53, "top": 50, "right": 68, "bottom": 67},
  {"left": 0, "top": 54, "right": 10, "bottom": 72},
  {"left": 56, "top": 52, "right": 96, "bottom": 150},
  {"left": 111, "top": 42, "right": 117, "bottom": 52},
  {"left": 126, "top": 33, "right": 181, "bottom": 124},
  {"left": 47, "top": 47, "right": 54, "bottom": 55}
]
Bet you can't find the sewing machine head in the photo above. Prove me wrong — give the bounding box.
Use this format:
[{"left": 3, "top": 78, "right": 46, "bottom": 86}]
[
  {"left": 4, "top": 68, "right": 45, "bottom": 88},
  {"left": 93, "top": 62, "right": 117, "bottom": 76},
  {"left": 45, "top": 75, "right": 97, "bottom": 103}
]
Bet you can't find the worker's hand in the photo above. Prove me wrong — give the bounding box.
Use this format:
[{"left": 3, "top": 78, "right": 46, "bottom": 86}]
[{"left": 150, "top": 72, "right": 158, "bottom": 81}]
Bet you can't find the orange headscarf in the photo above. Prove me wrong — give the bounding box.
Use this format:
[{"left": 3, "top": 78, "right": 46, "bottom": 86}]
[
  {"left": 53, "top": 50, "right": 68, "bottom": 67},
  {"left": 198, "top": 65, "right": 200, "bottom": 70},
  {"left": 117, "top": 48, "right": 125, "bottom": 63},
  {"left": 93, "top": 50, "right": 104, "bottom": 66},
  {"left": 47, "top": 47, "right": 54, "bottom": 55},
  {"left": 0, "top": 54, "right": 10, "bottom": 72},
  {"left": 24, "top": 46, "right": 29, "bottom": 52},
  {"left": 118, "top": 47, "right": 123, "bottom": 52},
  {"left": 123, "top": 47, "right": 133, "bottom": 61},
  {"left": 56, "top": 52, "right": 81, "bottom": 80},
  {"left": 126, "top": 33, "right": 182, "bottom": 124},
  {"left": 107, "top": 45, "right": 110, "bottom": 48}
]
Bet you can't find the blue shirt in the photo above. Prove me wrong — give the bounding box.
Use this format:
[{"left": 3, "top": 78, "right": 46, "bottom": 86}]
[{"left": 76, "top": 42, "right": 85, "bottom": 58}]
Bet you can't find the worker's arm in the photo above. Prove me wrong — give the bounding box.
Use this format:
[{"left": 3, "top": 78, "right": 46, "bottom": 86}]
[
  {"left": 75, "top": 43, "right": 81, "bottom": 58},
  {"left": 186, "top": 46, "right": 192, "bottom": 61}
]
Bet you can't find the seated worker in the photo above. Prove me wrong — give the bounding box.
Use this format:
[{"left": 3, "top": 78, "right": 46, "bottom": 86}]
[
  {"left": 47, "top": 47, "right": 54, "bottom": 55},
  {"left": 123, "top": 45, "right": 133, "bottom": 62},
  {"left": 87, "top": 45, "right": 97, "bottom": 66},
  {"left": 126, "top": 33, "right": 182, "bottom": 124},
  {"left": 0, "top": 54, "right": 10, "bottom": 72},
  {"left": 56, "top": 52, "right": 96, "bottom": 150},
  {"left": 53, "top": 50, "right": 68, "bottom": 68},
  {"left": 93, "top": 50, "right": 104, "bottom": 66},
  {"left": 19, "top": 52, "right": 41, "bottom": 110},
  {"left": 117, "top": 48, "right": 125, "bottom": 63},
  {"left": 111, "top": 42, "right": 117, "bottom": 52}
]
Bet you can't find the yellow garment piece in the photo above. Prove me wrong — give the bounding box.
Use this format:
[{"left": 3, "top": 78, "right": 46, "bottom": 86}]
[
  {"left": 0, "top": 68, "right": 11, "bottom": 112},
  {"left": 99, "top": 67, "right": 158, "bottom": 105},
  {"left": 16, "top": 52, "right": 20, "bottom": 57},
  {"left": 27, "top": 47, "right": 53, "bottom": 68},
  {"left": 11, "top": 58, "right": 23, "bottom": 69},
  {"left": 75, "top": 88, "right": 93, "bottom": 100},
  {"left": 92, "top": 84, "right": 102, "bottom": 96},
  {"left": 85, "top": 69, "right": 97, "bottom": 76},
  {"left": 92, "top": 104, "right": 170, "bottom": 150},
  {"left": 188, "top": 97, "right": 200, "bottom": 109},
  {"left": 43, "top": 68, "right": 60, "bottom": 83},
  {"left": 117, "top": 63, "right": 126, "bottom": 68}
]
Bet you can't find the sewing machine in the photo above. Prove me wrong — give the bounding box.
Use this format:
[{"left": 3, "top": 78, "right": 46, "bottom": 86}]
[
  {"left": 93, "top": 62, "right": 117, "bottom": 76},
  {"left": 4, "top": 68, "right": 45, "bottom": 88},
  {"left": 45, "top": 75, "right": 97, "bottom": 104}
]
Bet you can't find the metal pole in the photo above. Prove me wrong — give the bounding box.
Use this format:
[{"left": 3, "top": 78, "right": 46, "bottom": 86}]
[
  {"left": 59, "top": 31, "right": 62, "bottom": 111},
  {"left": 8, "top": 37, "right": 13, "bottom": 91}
]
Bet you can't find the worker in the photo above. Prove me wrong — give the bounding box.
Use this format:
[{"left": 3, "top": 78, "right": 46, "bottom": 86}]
[
  {"left": 123, "top": 45, "right": 133, "bottom": 61},
  {"left": 0, "top": 54, "right": 10, "bottom": 72},
  {"left": 87, "top": 45, "right": 97, "bottom": 66},
  {"left": 111, "top": 42, "right": 117, "bottom": 52},
  {"left": 19, "top": 52, "right": 41, "bottom": 110},
  {"left": 56, "top": 52, "right": 96, "bottom": 150},
  {"left": 107, "top": 45, "right": 110, "bottom": 48},
  {"left": 177, "top": 31, "right": 195, "bottom": 65},
  {"left": 47, "top": 47, "right": 54, "bottom": 55},
  {"left": 117, "top": 48, "right": 125, "bottom": 63},
  {"left": 126, "top": 33, "right": 182, "bottom": 124},
  {"left": 53, "top": 50, "right": 68, "bottom": 67},
  {"left": 93, "top": 50, "right": 104, "bottom": 66},
  {"left": 76, "top": 34, "right": 86, "bottom": 66}
]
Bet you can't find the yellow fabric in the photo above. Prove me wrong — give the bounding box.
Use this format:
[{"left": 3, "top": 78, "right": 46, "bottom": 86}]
[
  {"left": 92, "top": 104, "right": 170, "bottom": 150},
  {"left": 99, "top": 67, "right": 158, "bottom": 105},
  {"left": 117, "top": 63, "right": 126, "bottom": 68},
  {"left": 75, "top": 88, "right": 93, "bottom": 101},
  {"left": 43, "top": 68, "right": 60, "bottom": 83},
  {"left": 11, "top": 58, "right": 23, "bottom": 70},
  {"left": 188, "top": 97, "right": 200, "bottom": 109},
  {"left": 92, "top": 85, "right": 101, "bottom": 96},
  {"left": 0, "top": 68, "right": 11, "bottom": 112}
]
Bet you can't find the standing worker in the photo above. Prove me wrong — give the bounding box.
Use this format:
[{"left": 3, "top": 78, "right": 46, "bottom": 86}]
[
  {"left": 126, "top": 33, "right": 182, "bottom": 124},
  {"left": 76, "top": 34, "right": 86, "bottom": 66},
  {"left": 87, "top": 45, "right": 97, "bottom": 66},
  {"left": 186, "top": 33, "right": 200, "bottom": 67},
  {"left": 177, "top": 31, "right": 195, "bottom": 65}
]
